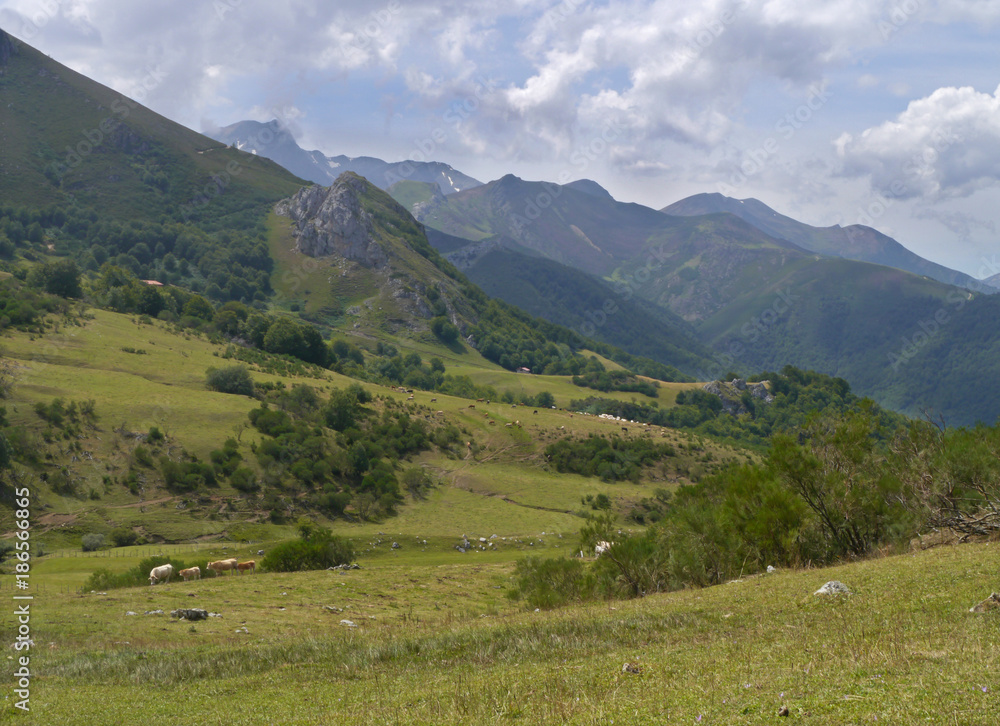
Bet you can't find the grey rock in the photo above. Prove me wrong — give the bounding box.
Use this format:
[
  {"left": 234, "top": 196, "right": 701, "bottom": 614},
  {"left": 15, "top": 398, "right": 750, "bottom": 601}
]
[
  {"left": 171, "top": 608, "right": 209, "bottom": 621},
  {"left": 275, "top": 174, "right": 386, "bottom": 267},
  {"left": 814, "top": 580, "right": 852, "bottom": 596}
]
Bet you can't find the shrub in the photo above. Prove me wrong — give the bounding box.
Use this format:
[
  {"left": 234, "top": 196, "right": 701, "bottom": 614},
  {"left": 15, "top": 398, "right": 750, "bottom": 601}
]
[
  {"left": 205, "top": 364, "right": 255, "bottom": 396},
  {"left": 109, "top": 527, "right": 138, "bottom": 548},
  {"left": 261, "top": 527, "right": 355, "bottom": 572},
  {"left": 507, "top": 556, "right": 595, "bottom": 609},
  {"left": 81, "top": 533, "right": 105, "bottom": 552}
]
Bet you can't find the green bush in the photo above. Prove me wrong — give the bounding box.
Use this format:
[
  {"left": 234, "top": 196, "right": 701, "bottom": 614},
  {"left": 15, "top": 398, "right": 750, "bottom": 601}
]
[
  {"left": 81, "top": 533, "right": 105, "bottom": 552},
  {"left": 109, "top": 527, "right": 138, "bottom": 548},
  {"left": 261, "top": 526, "right": 355, "bottom": 572},
  {"left": 205, "top": 364, "right": 255, "bottom": 396},
  {"left": 507, "top": 556, "right": 595, "bottom": 609}
]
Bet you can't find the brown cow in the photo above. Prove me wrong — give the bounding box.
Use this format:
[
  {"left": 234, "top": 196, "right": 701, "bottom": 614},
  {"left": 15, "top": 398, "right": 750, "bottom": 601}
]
[
  {"left": 178, "top": 566, "right": 201, "bottom": 581},
  {"left": 206, "top": 558, "right": 238, "bottom": 576},
  {"left": 236, "top": 560, "right": 256, "bottom": 575}
]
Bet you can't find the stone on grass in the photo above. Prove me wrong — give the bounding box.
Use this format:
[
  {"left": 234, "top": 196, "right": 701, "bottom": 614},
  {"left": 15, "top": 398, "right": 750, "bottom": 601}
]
[
  {"left": 171, "top": 608, "right": 208, "bottom": 621},
  {"left": 814, "top": 580, "right": 852, "bottom": 596}
]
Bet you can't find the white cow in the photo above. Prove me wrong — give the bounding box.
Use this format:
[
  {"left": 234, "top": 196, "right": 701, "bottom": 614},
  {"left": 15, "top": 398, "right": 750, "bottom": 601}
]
[
  {"left": 148, "top": 563, "right": 174, "bottom": 585},
  {"left": 594, "top": 541, "right": 614, "bottom": 556}
]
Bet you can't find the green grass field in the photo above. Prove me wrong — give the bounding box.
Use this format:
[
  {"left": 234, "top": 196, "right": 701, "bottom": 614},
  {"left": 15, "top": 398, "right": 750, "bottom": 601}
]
[
  {"left": 5, "top": 538, "right": 998, "bottom": 724},
  {"left": 0, "top": 306, "right": 732, "bottom": 549},
  {"left": 0, "top": 305, "right": 998, "bottom": 724}
]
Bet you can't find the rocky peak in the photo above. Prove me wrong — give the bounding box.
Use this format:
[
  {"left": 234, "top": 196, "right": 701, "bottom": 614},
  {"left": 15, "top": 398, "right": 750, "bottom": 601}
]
[{"left": 275, "top": 173, "right": 387, "bottom": 268}]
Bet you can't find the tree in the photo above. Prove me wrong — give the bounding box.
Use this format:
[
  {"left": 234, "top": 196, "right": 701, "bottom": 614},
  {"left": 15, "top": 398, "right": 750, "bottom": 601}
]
[
  {"left": 31, "top": 259, "right": 82, "bottom": 298},
  {"left": 430, "top": 316, "right": 459, "bottom": 343},
  {"left": 263, "top": 317, "right": 306, "bottom": 359},
  {"left": 181, "top": 294, "right": 214, "bottom": 320}
]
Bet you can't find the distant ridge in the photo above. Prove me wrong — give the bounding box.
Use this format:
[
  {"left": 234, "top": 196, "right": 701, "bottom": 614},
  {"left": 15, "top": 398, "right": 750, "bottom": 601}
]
[
  {"left": 209, "top": 119, "right": 482, "bottom": 195},
  {"left": 662, "top": 192, "right": 989, "bottom": 292}
]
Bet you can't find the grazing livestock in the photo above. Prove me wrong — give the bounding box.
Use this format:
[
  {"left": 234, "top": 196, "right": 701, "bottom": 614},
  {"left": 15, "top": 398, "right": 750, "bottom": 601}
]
[
  {"left": 148, "top": 563, "right": 174, "bottom": 585},
  {"left": 595, "top": 541, "right": 614, "bottom": 556},
  {"left": 206, "top": 558, "right": 238, "bottom": 576},
  {"left": 236, "top": 560, "right": 256, "bottom": 575},
  {"left": 178, "top": 566, "right": 201, "bottom": 581}
]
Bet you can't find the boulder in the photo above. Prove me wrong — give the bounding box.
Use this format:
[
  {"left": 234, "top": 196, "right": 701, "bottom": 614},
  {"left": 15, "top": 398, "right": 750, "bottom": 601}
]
[
  {"left": 171, "top": 608, "right": 209, "bottom": 621},
  {"left": 814, "top": 580, "right": 852, "bottom": 596}
]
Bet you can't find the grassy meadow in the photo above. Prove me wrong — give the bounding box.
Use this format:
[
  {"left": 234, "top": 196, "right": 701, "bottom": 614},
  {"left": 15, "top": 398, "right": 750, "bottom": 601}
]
[
  {"left": 3, "top": 538, "right": 998, "bottom": 724},
  {"left": 2, "top": 308, "right": 998, "bottom": 724}
]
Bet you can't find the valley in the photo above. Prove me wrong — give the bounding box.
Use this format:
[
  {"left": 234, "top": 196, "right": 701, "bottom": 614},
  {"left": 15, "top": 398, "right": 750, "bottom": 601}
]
[{"left": 1, "top": 21, "right": 1000, "bottom": 725}]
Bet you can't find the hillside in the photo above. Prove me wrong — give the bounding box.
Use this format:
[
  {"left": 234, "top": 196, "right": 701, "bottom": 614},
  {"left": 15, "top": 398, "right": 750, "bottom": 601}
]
[
  {"left": 268, "top": 172, "right": 703, "bottom": 382},
  {"left": 0, "top": 29, "right": 304, "bottom": 225},
  {"left": 662, "top": 192, "right": 987, "bottom": 292},
  {"left": 210, "top": 119, "right": 482, "bottom": 194},
  {"left": 408, "top": 173, "right": 1000, "bottom": 424},
  {"left": 460, "top": 246, "right": 716, "bottom": 375},
  {"left": 410, "top": 174, "right": 679, "bottom": 275}
]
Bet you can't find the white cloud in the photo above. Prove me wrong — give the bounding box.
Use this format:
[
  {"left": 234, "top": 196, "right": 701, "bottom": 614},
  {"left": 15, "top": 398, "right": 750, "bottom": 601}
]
[{"left": 837, "top": 84, "right": 1000, "bottom": 199}]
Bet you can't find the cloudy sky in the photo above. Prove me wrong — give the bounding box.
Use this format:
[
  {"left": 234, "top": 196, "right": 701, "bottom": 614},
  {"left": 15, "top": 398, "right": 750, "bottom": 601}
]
[{"left": 2, "top": 0, "right": 1000, "bottom": 277}]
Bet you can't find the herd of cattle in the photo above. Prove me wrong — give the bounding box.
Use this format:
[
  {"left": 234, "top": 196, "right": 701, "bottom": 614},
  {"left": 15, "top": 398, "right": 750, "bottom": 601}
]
[{"left": 148, "top": 558, "right": 255, "bottom": 585}]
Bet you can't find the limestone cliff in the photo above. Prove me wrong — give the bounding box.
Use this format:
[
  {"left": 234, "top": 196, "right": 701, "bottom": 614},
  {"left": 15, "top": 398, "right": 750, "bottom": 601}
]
[{"left": 275, "top": 173, "right": 387, "bottom": 268}]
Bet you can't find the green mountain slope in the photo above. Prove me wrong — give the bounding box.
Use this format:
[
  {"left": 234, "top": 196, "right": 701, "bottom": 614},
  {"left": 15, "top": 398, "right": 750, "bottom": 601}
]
[
  {"left": 0, "top": 28, "right": 303, "bottom": 223},
  {"left": 411, "top": 174, "right": 678, "bottom": 275},
  {"left": 269, "top": 173, "right": 696, "bottom": 382},
  {"left": 411, "top": 173, "right": 1000, "bottom": 424},
  {"left": 662, "top": 192, "right": 986, "bottom": 291},
  {"left": 461, "top": 246, "right": 715, "bottom": 375}
]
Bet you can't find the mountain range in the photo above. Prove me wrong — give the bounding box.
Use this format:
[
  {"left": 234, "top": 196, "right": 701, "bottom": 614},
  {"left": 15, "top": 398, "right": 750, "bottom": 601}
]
[
  {"left": 208, "top": 119, "right": 482, "bottom": 196},
  {"left": 394, "top": 174, "right": 1000, "bottom": 425},
  {"left": 4, "top": 24, "right": 1000, "bottom": 425}
]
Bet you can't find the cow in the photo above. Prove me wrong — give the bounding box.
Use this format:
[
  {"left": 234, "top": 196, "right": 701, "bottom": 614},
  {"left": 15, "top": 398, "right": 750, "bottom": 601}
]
[
  {"left": 178, "top": 566, "right": 201, "bottom": 582},
  {"left": 236, "top": 560, "right": 256, "bottom": 575},
  {"left": 148, "top": 563, "right": 174, "bottom": 585},
  {"left": 206, "top": 558, "right": 238, "bottom": 576},
  {"left": 595, "top": 541, "right": 614, "bottom": 557}
]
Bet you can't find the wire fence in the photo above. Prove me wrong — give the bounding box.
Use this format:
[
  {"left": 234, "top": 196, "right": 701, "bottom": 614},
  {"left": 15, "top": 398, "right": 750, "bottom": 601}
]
[{"left": 43, "top": 542, "right": 263, "bottom": 558}]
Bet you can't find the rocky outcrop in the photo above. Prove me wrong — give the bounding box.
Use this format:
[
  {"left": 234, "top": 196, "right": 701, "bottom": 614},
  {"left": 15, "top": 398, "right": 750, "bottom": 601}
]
[
  {"left": 275, "top": 173, "right": 386, "bottom": 267},
  {"left": 702, "top": 378, "right": 773, "bottom": 415}
]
